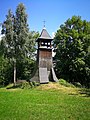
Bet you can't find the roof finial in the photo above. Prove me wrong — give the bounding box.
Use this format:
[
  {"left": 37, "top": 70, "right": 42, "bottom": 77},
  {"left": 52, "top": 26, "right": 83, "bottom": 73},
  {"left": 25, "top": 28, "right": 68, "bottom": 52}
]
[{"left": 43, "top": 20, "right": 46, "bottom": 28}]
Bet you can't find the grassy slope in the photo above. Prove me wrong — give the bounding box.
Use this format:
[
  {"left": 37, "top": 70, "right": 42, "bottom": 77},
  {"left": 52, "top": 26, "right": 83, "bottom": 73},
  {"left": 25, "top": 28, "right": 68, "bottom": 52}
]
[{"left": 0, "top": 83, "right": 90, "bottom": 120}]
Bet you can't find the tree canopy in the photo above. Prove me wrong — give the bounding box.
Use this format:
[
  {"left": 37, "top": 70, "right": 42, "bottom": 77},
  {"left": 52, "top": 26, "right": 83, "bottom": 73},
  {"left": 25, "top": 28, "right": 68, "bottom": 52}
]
[
  {"left": 0, "top": 3, "right": 39, "bottom": 86},
  {"left": 54, "top": 16, "right": 90, "bottom": 87}
]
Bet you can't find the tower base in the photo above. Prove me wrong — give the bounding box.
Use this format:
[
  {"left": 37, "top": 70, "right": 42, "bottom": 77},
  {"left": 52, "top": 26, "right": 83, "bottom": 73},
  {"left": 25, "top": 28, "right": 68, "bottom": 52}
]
[{"left": 30, "top": 67, "right": 58, "bottom": 83}]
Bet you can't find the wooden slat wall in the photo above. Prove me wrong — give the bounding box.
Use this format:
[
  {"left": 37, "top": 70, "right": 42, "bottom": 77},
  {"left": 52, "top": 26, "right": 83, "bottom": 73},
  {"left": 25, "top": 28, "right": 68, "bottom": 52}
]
[{"left": 39, "top": 50, "right": 52, "bottom": 58}]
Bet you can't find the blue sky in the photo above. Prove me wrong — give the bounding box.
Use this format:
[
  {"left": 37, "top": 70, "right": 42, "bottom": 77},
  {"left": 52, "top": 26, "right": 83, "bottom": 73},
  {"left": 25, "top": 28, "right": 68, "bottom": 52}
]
[{"left": 0, "top": 0, "right": 90, "bottom": 36}]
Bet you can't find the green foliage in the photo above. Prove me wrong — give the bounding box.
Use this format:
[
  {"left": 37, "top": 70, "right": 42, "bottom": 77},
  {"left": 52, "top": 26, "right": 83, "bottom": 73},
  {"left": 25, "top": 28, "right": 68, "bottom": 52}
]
[
  {"left": 25, "top": 31, "right": 39, "bottom": 58},
  {"left": 0, "top": 38, "right": 5, "bottom": 56},
  {"left": 59, "top": 79, "right": 75, "bottom": 88},
  {"left": 6, "top": 81, "right": 40, "bottom": 89},
  {"left": 74, "top": 82, "right": 82, "bottom": 88},
  {"left": 0, "top": 56, "right": 13, "bottom": 85},
  {"left": 6, "top": 84, "right": 17, "bottom": 89},
  {"left": 16, "top": 58, "right": 35, "bottom": 80},
  {"left": 54, "top": 16, "right": 90, "bottom": 88},
  {"left": 1, "top": 9, "right": 14, "bottom": 59},
  {"left": 20, "top": 82, "right": 32, "bottom": 89},
  {"left": 20, "top": 81, "right": 40, "bottom": 89},
  {"left": 14, "top": 3, "right": 29, "bottom": 59},
  {"left": 0, "top": 3, "right": 38, "bottom": 85},
  {"left": 1, "top": 3, "right": 29, "bottom": 85}
]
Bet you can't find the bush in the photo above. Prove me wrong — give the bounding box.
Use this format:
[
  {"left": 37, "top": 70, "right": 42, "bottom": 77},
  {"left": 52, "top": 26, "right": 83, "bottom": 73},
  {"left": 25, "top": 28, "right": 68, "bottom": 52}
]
[
  {"left": 0, "top": 57, "right": 13, "bottom": 86},
  {"left": 21, "top": 82, "right": 32, "bottom": 89},
  {"left": 73, "top": 82, "right": 82, "bottom": 88},
  {"left": 32, "top": 81, "right": 40, "bottom": 87},
  {"left": 59, "top": 79, "right": 75, "bottom": 88},
  {"left": 20, "top": 81, "right": 40, "bottom": 89},
  {"left": 6, "top": 81, "right": 40, "bottom": 89},
  {"left": 6, "top": 83, "right": 21, "bottom": 89},
  {"left": 6, "top": 84, "right": 14, "bottom": 89}
]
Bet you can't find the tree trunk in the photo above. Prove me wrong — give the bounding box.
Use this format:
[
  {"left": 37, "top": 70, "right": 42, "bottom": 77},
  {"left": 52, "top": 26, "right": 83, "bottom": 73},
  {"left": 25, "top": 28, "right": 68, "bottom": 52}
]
[{"left": 14, "top": 59, "right": 16, "bottom": 86}]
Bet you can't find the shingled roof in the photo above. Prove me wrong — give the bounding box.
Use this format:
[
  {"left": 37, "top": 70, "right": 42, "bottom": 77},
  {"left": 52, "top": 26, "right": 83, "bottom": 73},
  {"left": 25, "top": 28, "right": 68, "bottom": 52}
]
[{"left": 36, "top": 27, "right": 53, "bottom": 41}]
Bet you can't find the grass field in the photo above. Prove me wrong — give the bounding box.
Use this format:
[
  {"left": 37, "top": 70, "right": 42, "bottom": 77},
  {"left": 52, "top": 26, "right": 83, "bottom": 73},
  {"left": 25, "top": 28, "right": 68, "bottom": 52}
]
[{"left": 0, "top": 82, "right": 90, "bottom": 120}]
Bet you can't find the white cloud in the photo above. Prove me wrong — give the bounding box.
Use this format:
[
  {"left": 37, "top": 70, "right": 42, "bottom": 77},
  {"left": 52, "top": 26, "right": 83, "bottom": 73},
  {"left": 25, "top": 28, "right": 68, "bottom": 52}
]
[
  {"left": 0, "top": 27, "right": 4, "bottom": 41},
  {"left": 52, "top": 32, "right": 55, "bottom": 39},
  {"left": 0, "top": 27, "right": 2, "bottom": 41},
  {"left": 0, "top": 27, "right": 1, "bottom": 33},
  {"left": 0, "top": 34, "right": 4, "bottom": 41},
  {"left": 52, "top": 51, "right": 56, "bottom": 57},
  {"left": 52, "top": 48, "right": 56, "bottom": 57},
  {"left": 51, "top": 32, "right": 56, "bottom": 57},
  {"left": 0, "top": 35, "right": 2, "bottom": 41}
]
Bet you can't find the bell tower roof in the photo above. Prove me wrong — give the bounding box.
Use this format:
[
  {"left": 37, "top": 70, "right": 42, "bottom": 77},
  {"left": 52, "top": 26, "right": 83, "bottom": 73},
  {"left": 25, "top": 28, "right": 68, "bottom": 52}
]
[
  {"left": 36, "top": 27, "right": 53, "bottom": 42},
  {"left": 40, "top": 27, "right": 52, "bottom": 39}
]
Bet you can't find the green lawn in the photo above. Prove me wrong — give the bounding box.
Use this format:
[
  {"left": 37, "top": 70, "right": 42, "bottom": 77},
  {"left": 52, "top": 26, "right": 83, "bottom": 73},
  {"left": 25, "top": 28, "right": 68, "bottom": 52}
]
[{"left": 0, "top": 83, "right": 90, "bottom": 120}]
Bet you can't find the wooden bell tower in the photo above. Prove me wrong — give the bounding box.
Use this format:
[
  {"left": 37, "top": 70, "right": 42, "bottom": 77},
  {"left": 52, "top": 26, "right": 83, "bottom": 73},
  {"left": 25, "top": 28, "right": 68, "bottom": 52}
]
[
  {"left": 36, "top": 27, "right": 53, "bottom": 71},
  {"left": 31, "top": 27, "right": 58, "bottom": 83}
]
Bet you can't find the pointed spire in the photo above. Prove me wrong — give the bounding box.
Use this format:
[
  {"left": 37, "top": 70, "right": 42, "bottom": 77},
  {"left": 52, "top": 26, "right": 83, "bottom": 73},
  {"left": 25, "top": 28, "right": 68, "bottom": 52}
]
[
  {"left": 36, "top": 25, "right": 53, "bottom": 42},
  {"left": 40, "top": 28, "right": 52, "bottom": 39}
]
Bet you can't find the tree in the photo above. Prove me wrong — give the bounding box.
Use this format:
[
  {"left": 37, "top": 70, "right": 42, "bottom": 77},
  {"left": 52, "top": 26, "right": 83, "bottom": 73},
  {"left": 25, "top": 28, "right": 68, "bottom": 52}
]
[
  {"left": 13, "top": 3, "right": 29, "bottom": 85},
  {"left": 0, "top": 37, "right": 13, "bottom": 85},
  {"left": 1, "top": 9, "right": 15, "bottom": 84},
  {"left": 1, "top": 3, "right": 29, "bottom": 85},
  {"left": 16, "top": 31, "right": 39, "bottom": 81},
  {"left": 54, "top": 16, "right": 90, "bottom": 87},
  {"left": 25, "top": 31, "right": 39, "bottom": 58}
]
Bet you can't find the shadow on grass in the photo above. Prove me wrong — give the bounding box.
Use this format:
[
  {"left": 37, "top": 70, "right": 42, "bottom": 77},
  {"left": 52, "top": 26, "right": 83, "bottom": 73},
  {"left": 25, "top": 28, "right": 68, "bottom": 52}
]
[
  {"left": 68, "top": 93, "right": 79, "bottom": 96},
  {"left": 79, "top": 88, "right": 90, "bottom": 97},
  {"left": 68, "top": 88, "right": 90, "bottom": 97}
]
